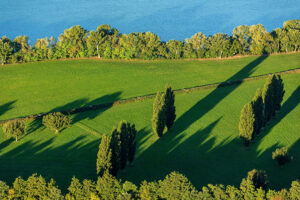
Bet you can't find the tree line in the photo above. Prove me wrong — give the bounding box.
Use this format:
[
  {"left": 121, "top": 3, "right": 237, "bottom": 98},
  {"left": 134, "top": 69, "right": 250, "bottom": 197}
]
[
  {"left": 0, "top": 20, "right": 300, "bottom": 64},
  {"left": 0, "top": 169, "right": 299, "bottom": 199}
]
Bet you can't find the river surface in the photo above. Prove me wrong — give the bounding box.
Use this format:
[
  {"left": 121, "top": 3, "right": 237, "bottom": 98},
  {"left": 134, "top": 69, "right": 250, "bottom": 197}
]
[{"left": 1, "top": 0, "right": 300, "bottom": 43}]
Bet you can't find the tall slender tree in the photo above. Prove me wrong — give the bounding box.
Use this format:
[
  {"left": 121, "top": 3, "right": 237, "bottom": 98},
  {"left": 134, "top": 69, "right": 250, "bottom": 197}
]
[
  {"left": 128, "top": 124, "right": 137, "bottom": 164},
  {"left": 96, "top": 135, "right": 112, "bottom": 176},
  {"left": 152, "top": 92, "right": 166, "bottom": 137},
  {"left": 110, "top": 127, "right": 121, "bottom": 176},
  {"left": 239, "top": 103, "right": 255, "bottom": 146},
  {"left": 262, "top": 75, "right": 274, "bottom": 124},
  {"left": 251, "top": 88, "right": 264, "bottom": 134},
  {"left": 163, "top": 86, "right": 176, "bottom": 130},
  {"left": 273, "top": 75, "right": 285, "bottom": 111}
]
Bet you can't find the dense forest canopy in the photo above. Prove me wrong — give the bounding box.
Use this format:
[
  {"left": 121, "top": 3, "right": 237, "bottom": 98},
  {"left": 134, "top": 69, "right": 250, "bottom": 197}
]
[{"left": 0, "top": 20, "right": 300, "bottom": 65}]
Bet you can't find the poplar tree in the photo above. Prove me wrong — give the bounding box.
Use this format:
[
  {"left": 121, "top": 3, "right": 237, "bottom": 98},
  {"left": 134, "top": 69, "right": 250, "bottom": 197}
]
[
  {"left": 128, "top": 124, "right": 137, "bottom": 164},
  {"left": 251, "top": 88, "right": 264, "bottom": 134},
  {"left": 163, "top": 86, "right": 176, "bottom": 130},
  {"left": 152, "top": 92, "right": 166, "bottom": 137},
  {"left": 97, "top": 135, "right": 112, "bottom": 176},
  {"left": 262, "top": 75, "right": 274, "bottom": 124},
  {"left": 274, "top": 75, "right": 285, "bottom": 112},
  {"left": 119, "top": 121, "right": 129, "bottom": 170},
  {"left": 239, "top": 103, "right": 255, "bottom": 146},
  {"left": 110, "top": 127, "right": 121, "bottom": 176}
]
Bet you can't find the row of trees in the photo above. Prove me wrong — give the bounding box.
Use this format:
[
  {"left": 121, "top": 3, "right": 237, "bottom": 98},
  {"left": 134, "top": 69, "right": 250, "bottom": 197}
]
[
  {"left": 97, "top": 121, "right": 137, "bottom": 176},
  {"left": 0, "top": 170, "right": 299, "bottom": 199},
  {"left": 2, "top": 112, "right": 71, "bottom": 141},
  {"left": 1, "top": 20, "right": 300, "bottom": 64},
  {"left": 239, "top": 74, "right": 285, "bottom": 146},
  {"left": 152, "top": 86, "right": 176, "bottom": 137}
]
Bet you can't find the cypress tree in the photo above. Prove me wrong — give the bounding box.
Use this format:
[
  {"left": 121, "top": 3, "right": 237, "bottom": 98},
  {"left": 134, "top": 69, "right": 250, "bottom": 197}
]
[
  {"left": 152, "top": 92, "right": 166, "bottom": 137},
  {"left": 163, "top": 86, "right": 176, "bottom": 130},
  {"left": 274, "top": 75, "right": 285, "bottom": 112},
  {"left": 128, "top": 124, "right": 137, "bottom": 164},
  {"left": 239, "top": 102, "right": 255, "bottom": 146},
  {"left": 262, "top": 75, "right": 274, "bottom": 124},
  {"left": 119, "top": 121, "right": 129, "bottom": 170},
  {"left": 251, "top": 88, "right": 264, "bottom": 134},
  {"left": 110, "top": 127, "right": 121, "bottom": 176},
  {"left": 96, "top": 135, "right": 112, "bottom": 176}
]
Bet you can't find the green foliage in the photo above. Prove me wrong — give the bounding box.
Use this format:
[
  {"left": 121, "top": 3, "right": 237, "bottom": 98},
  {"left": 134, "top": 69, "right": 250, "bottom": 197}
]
[
  {"left": 66, "top": 177, "right": 95, "bottom": 200},
  {"left": 274, "top": 75, "right": 285, "bottom": 111},
  {"left": 163, "top": 86, "right": 176, "bottom": 130},
  {"left": 0, "top": 181, "right": 9, "bottom": 199},
  {"left": 0, "top": 37, "right": 13, "bottom": 65},
  {"left": 152, "top": 92, "right": 166, "bottom": 137},
  {"left": 290, "top": 180, "right": 300, "bottom": 200},
  {"left": 2, "top": 120, "right": 26, "bottom": 141},
  {"left": 158, "top": 171, "right": 198, "bottom": 200},
  {"left": 272, "top": 147, "right": 289, "bottom": 165},
  {"left": 262, "top": 75, "right": 274, "bottom": 123},
  {"left": 110, "top": 127, "right": 122, "bottom": 176},
  {"left": 138, "top": 181, "right": 159, "bottom": 200},
  {"left": 251, "top": 88, "right": 264, "bottom": 134},
  {"left": 239, "top": 102, "right": 255, "bottom": 146},
  {"left": 95, "top": 172, "right": 122, "bottom": 200},
  {"left": 97, "top": 135, "right": 112, "bottom": 176},
  {"left": 42, "top": 112, "right": 71, "bottom": 133}
]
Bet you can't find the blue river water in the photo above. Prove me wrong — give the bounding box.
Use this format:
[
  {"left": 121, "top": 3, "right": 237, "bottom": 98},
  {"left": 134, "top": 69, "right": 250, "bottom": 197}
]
[{"left": 1, "top": 0, "right": 300, "bottom": 43}]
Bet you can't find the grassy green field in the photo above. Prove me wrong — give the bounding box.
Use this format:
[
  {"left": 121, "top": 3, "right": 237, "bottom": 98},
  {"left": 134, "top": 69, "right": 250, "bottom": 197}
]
[
  {"left": 0, "top": 72, "right": 299, "bottom": 191},
  {"left": 1, "top": 53, "right": 300, "bottom": 120}
]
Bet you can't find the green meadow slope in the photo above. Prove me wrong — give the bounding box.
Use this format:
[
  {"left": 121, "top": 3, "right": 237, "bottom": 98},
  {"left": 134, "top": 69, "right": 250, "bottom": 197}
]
[
  {"left": 0, "top": 53, "right": 300, "bottom": 120},
  {"left": 0, "top": 73, "right": 298, "bottom": 191}
]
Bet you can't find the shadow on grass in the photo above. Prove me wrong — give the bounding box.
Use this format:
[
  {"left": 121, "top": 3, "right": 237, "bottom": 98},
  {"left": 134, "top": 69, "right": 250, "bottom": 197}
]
[
  {"left": 171, "top": 55, "right": 268, "bottom": 136},
  {"left": 0, "top": 100, "right": 17, "bottom": 116},
  {"left": 0, "top": 135, "right": 100, "bottom": 192}
]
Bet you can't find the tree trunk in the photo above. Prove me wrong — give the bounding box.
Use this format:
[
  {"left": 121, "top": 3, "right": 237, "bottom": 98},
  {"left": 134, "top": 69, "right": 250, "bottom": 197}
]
[
  {"left": 15, "top": 136, "right": 18, "bottom": 142},
  {"left": 56, "top": 129, "right": 59, "bottom": 134},
  {"left": 97, "top": 45, "right": 100, "bottom": 58}
]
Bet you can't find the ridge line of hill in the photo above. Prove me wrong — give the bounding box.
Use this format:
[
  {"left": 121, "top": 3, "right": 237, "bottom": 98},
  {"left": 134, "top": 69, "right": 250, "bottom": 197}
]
[{"left": 1, "top": 67, "right": 299, "bottom": 124}]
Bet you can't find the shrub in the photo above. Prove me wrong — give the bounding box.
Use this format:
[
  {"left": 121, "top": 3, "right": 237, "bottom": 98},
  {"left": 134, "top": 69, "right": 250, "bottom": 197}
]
[
  {"left": 42, "top": 112, "right": 71, "bottom": 133},
  {"left": 272, "top": 147, "right": 289, "bottom": 165},
  {"left": 2, "top": 120, "right": 26, "bottom": 141}
]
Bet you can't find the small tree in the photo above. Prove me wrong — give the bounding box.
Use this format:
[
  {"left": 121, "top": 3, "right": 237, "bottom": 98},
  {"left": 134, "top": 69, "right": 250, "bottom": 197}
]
[
  {"left": 239, "top": 103, "right": 255, "bottom": 146},
  {"left": 272, "top": 147, "right": 289, "bottom": 166},
  {"left": 163, "top": 86, "right": 176, "bottom": 130},
  {"left": 247, "top": 169, "right": 268, "bottom": 190},
  {"left": 42, "top": 112, "right": 71, "bottom": 133},
  {"left": 97, "top": 135, "right": 112, "bottom": 176},
  {"left": 3, "top": 120, "right": 26, "bottom": 141},
  {"left": 152, "top": 92, "right": 166, "bottom": 137},
  {"left": 251, "top": 88, "right": 264, "bottom": 134}
]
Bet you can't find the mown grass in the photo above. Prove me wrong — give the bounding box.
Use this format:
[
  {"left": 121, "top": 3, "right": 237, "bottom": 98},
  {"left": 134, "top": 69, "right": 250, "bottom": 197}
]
[
  {"left": 0, "top": 53, "right": 300, "bottom": 120},
  {"left": 0, "top": 73, "right": 298, "bottom": 191}
]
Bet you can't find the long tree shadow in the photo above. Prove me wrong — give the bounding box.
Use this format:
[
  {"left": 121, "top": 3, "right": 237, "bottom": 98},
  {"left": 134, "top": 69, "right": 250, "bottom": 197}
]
[
  {"left": 171, "top": 55, "right": 268, "bottom": 136},
  {"left": 0, "top": 100, "right": 17, "bottom": 116},
  {"left": 259, "top": 85, "right": 300, "bottom": 140},
  {"left": 0, "top": 135, "right": 100, "bottom": 192}
]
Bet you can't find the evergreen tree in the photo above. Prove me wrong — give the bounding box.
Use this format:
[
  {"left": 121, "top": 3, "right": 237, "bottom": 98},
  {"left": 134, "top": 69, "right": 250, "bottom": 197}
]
[
  {"left": 110, "top": 127, "right": 121, "bottom": 176},
  {"left": 251, "top": 88, "right": 264, "bottom": 134},
  {"left": 97, "top": 135, "right": 112, "bottom": 176},
  {"left": 128, "top": 124, "right": 137, "bottom": 164},
  {"left": 274, "top": 75, "right": 285, "bottom": 111},
  {"left": 163, "top": 86, "right": 176, "bottom": 130},
  {"left": 152, "top": 92, "right": 166, "bottom": 137},
  {"left": 262, "top": 75, "right": 274, "bottom": 124},
  {"left": 119, "top": 121, "right": 129, "bottom": 170},
  {"left": 239, "top": 103, "right": 255, "bottom": 146}
]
